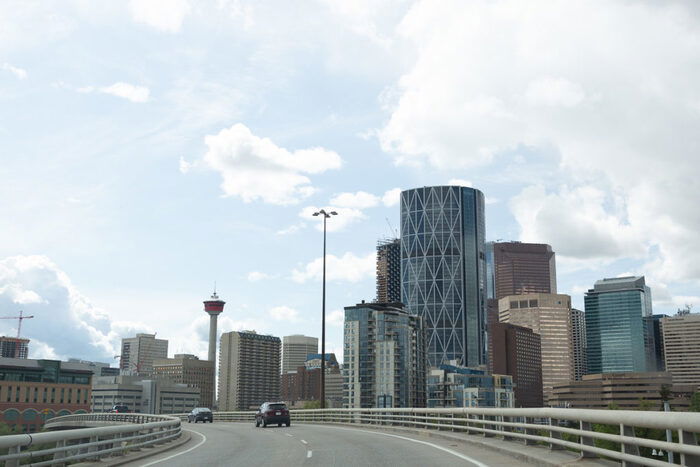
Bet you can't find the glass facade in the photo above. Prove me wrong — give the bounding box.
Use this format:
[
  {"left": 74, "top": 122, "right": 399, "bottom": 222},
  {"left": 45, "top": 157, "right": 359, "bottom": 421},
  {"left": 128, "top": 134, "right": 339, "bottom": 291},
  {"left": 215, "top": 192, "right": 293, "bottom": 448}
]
[
  {"left": 400, "top": 186, "right": 486, "bottom": 367},
  {"left": 427, "top": 364, "right": 514, "bottom": 408},
  {"left": 343, "top": 303, "right": 426, "bottom": 408},
  {"left": 585, "top": 276, "right": 654, "bottom": 374}
]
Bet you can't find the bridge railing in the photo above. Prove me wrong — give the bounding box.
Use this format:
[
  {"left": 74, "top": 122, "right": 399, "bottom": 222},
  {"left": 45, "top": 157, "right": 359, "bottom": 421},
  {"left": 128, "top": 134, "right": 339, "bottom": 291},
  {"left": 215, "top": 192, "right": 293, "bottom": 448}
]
[
  {"left": 202, "top": 407, "right": 700, "bottom": 466},
  {"left": 0, "top": 413, "right": 181, "bottom": 466}
]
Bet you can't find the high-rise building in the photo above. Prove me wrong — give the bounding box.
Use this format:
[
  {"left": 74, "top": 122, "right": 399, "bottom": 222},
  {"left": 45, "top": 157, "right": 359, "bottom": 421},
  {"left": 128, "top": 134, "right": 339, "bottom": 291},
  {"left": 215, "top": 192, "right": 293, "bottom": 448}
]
[
  {"left": 584, "top": 276, "right": 655, "bottom": 374},
  {"left": 281, "top": 335, "right": 318, "bottom": 374},
  {"left": 427, "top": 363, "right": 514, "bottom": 408},
  {"left": 119, "top": 334, "right": 168, "bottom": 377},
  {"left": 400, "top": 185, "right": 486, "bottom": 367},
  {"left": 571, "top": 309, "right": 588, "bottom": 381},
  {"left": 499, "top": 293, "right": 574, "bottom": 403},
  {"left": 344, "top": 302, "right": 426, "bottom": 408},
  {"left": 661, "top": 313, "right": 700, "bottom": 386},
  {"left": 67, "top": 359, "right": 119, "bottom": 377},
  {"left": 0, "top": 337, "right": 29, "bottom": 359},
  {"left": 489, "top": 322, "right": 543, "bottom": 408},
  {"left": 152, "top": 354, "right": 215, "bottom": 409},
  {"left": 648, "top": 314, "right": 666, "bottom": 372},
  {"left": 485, "top": 241, "right": 495, "bottom": 300},
  {"left": 218, "top": 331, "right": 280, "bottom": 410},
  {"left": 376, "top": 238, "right": 401, "bottom": 303},
  {"left": 493, "top": 242, "right": 556, "bottom": 300}
]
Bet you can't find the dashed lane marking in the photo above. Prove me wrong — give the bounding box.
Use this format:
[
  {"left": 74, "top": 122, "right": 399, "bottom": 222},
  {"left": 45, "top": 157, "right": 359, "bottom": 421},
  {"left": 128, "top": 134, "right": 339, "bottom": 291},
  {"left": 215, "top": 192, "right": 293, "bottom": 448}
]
[{"left": 307, "top": 450, "right": 313, "bottom": 458}]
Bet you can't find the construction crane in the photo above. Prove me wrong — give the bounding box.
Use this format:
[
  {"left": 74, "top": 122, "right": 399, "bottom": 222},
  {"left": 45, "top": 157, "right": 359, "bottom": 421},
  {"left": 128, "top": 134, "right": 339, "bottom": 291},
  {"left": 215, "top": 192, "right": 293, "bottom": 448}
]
[
  {"left": 0, "top": 310, "right": 34, "bottom": 339},
  {"left": 0, "top": 310, "right": 34, "bottom": 358}
]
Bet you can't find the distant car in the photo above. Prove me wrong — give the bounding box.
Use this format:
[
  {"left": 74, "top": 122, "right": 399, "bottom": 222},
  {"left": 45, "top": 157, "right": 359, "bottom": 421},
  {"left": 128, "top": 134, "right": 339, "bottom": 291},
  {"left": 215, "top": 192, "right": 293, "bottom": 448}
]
[
  {"left": 255, "top": 402, "right": 290, "bottom": 427},
  {"left": 188, "top": 407, "right": 213, "bottom": 423},
  {"left": 110, "top": 404, "right": 130, "bottom": 413}
]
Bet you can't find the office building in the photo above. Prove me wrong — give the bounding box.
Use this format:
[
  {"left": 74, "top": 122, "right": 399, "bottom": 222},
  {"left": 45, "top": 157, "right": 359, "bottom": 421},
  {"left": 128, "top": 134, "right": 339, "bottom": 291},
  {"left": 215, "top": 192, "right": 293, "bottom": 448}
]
[
  {"left": 281, "top": 354, "right": 343, "bottom": 407},
  {"left": 571, "top": 309, "right": 588, "bottom": 381},
  {"left": 344, "top": 302, "right": 426, "bottom": 408},
  {"left": 219, "top": 331, "right": 280, "bottom": 410},
  {"left": 67, "top": 359, "right": 120, "bottom": 377},
  {"left": 376, "top": 238, "right": 401, "bottom": 303},
  {"left": 550, "top": 372, "right": 694, "bottom": 410},
  {"left": 489, "top": 322, "right": 543, "bottom": 407},
  {"left": 427, "top": 363, "right": 514, "bottom": 408},
  {"left": 648, "top": 314, "right": 666, "bottom": 372},
  {"left": 401, "top": 185, "right": 487, "bottom": 367},
  {"left": 0, "top": 358, "right": 92, "bottom": 432},
  {"left": 662, "top": 313, "right": 700, "bottom": 386},
  {"left": 485, "top": 241, "right": 495, "bottom": 299},
  {"left": 0, "top": 337, "right": 29, "bottom": 359},
  {"left": 91, "top": 375, "right": 199, "bottom": 414},
  {"left": 119, "top": 333, "right": 168, "bottom": 377},
  {"left": 499, "top": 293, "right": 574, "bottom": 403},
  {"left": 584, "top": 276, "right": 655, "bottom": 374},
  {"left": 282, "top": 335, "right": 318, "bottom": 374},
  {"left": 152, "top": 354, "right": 215, "bottom": 409},
  {"left": 493, "top": 242, "right": 556, "bottom": 300}
]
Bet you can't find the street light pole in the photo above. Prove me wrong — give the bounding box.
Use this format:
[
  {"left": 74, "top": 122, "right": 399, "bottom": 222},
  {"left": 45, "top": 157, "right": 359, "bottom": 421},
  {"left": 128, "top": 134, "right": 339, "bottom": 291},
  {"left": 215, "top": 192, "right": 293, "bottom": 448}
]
[{"left": 313, "top": 209, "right": 337, "bottom": 409}]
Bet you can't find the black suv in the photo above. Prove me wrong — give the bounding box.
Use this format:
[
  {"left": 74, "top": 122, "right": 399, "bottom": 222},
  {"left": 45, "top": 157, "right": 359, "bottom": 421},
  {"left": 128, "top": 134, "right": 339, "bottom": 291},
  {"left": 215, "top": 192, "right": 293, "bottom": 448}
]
[
  {"left": 188, "top": 407, "right": 213, "bottom": 423},
  {"left": 110, "top": 404, "right": 130, "bottom": 413},
  {"left": 255, "top": 402, "right": 290, "bottom": 427}
]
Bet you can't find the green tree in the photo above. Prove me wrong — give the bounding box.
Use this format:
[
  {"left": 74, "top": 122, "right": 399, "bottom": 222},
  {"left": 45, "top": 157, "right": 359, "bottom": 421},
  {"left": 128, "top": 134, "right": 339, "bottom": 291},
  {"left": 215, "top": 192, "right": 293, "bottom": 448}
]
[
  {"left": 593, "top": 403, "right": 620, "bottom": 454},
  {"left": 635, "top": 399, "right": 665, "bottom": 459},
  {"left": 689, "top": 392, "right": 700, "bottom": 412},
  {"left": 302, "top": 400, "right": 322, "bottom": 409},
  {"left": 0, "top": 422, "right": 19, "bottom": 436}
]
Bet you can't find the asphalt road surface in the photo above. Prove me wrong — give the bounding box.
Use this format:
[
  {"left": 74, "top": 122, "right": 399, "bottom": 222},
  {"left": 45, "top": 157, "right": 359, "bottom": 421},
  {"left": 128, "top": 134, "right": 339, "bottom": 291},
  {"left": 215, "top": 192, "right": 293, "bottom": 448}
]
[{"left": 129, "top": 421, "right": 526, "bottom": 466}]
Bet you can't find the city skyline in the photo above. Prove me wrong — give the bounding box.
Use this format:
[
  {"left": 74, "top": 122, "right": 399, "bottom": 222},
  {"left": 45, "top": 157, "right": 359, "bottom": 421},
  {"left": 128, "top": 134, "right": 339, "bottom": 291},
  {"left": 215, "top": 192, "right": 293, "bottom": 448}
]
[{"left": 1, "top": 1, "right": 700, "bottom": 365}]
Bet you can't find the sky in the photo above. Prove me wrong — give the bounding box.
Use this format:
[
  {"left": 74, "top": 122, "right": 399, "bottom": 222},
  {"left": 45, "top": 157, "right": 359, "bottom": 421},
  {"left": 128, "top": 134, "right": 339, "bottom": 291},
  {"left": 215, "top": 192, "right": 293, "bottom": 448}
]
[{"left": 1, "top": 0, "right": 699, "bottom": 366}]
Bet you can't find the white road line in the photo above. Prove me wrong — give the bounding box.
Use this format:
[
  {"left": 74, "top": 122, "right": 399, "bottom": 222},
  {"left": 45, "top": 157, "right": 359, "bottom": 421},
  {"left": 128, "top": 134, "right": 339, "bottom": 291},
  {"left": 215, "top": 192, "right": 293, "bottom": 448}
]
[
  {"left": 320, "top": 426, "right": 489, "bottom": 467},
  {"left": 140, "top": 430, "right": 207, "bottom": 466},
  {"left": 300, "top": 439, "right": 308, "bottom": 445},
  {"left": 285, "top": 433, "right": 294, "bottom": 437},
  {"left": 307, "top": 450, "right": 313, "bottom": 458}
]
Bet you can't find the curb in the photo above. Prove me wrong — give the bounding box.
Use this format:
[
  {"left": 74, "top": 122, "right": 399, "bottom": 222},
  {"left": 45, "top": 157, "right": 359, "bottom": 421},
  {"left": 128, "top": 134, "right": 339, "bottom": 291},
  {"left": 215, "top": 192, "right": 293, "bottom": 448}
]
[{"left": 87, "top": 430, "right": 192, "bottom": 466}]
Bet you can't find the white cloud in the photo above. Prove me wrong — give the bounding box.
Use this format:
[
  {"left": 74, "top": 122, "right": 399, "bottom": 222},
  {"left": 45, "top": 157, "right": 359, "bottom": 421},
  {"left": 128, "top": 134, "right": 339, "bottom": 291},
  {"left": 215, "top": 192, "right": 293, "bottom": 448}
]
[
  {"left": 382, "top": 188, "right": 401, "bottom": 207},
  {"left": 525, "top": 77, "right": 586, "bottom": 108},
  {"left": 291, "top": 252, "right": 375, "bottom": 283},
  {"left": 268, "top": 305, "right": 299, "bottom": 322},
  {"left": 179, "top": 156, "right": 193, "bottom": 174},
  {"left": 128, "top": 0, "right": 191, "bottom": 33},
  {"left": 510, "top": 185, "right": 646, "bottom": 261},
  {"left": 379, "top": 0, "right": 700, "bottom": 283},
  {"left": 276, "top": 222, "right": 306, "bottom": 235},
  {"left": 330, "top": 191, "right": 380, "bottom": 209},
  {"left": 327, "top": 309, "right": 344, "bottom": 327},
  {"left": 1, "top": 62, "right": 27, "bottom": 79},
  {"left": 247, "top": 271, "right": 272, "bottom": 282},
  {"left": 0, "top": 255, "right": 151, "bottom": 360},
  {"left": 447, "top": 179, "right": 472, "bottom": 187},
  {"left": 299, "top": 206, "right": 366, "bottom": 232},
  {"left": 201, "top": 123, "right": 342, "bottom": 205},
  {"left": 100, "top": 82, "right": 150, "bottom": 102},
  {"left": 79, "top": 82, "right": 150, "bottom": 103}
]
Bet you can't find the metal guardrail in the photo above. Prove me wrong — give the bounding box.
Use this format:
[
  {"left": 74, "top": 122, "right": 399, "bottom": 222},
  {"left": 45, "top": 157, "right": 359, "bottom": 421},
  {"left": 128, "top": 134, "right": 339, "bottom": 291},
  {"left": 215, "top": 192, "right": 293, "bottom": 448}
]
[
  {"left": 0, "top": 413, "right": 181, "bottom": 466},
  {"left": 182, "top": 407, "right": 700, "bottom": 466}
]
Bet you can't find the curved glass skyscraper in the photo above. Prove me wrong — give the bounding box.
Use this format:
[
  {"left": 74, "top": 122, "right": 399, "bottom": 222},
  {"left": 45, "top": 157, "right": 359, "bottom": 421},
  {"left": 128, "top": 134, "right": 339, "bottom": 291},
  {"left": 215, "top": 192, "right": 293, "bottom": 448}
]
[{"left": 400, "top": 186, "right": 487, "bottom": 368}]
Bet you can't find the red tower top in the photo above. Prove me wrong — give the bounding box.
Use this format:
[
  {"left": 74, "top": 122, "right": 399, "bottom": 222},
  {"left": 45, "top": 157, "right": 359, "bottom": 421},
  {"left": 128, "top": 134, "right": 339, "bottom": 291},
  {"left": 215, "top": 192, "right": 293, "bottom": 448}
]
[{"left": 204, "top": 292, "right": 225, "bottom": 315}]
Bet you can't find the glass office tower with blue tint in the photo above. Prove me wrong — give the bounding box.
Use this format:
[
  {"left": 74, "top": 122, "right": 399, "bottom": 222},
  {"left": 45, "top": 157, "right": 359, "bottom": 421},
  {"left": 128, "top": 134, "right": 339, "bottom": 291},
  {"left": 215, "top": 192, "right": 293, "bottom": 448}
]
[
  {"left": 585, "top": 276, "right": 655, "bottom": 374},
  {"left": 400, "top": 186, "right": 486, "bottom": 368}
]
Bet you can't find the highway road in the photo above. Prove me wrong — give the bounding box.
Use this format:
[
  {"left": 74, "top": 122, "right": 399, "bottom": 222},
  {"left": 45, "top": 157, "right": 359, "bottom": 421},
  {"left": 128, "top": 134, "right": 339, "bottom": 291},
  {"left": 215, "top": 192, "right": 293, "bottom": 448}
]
[{"left": 129, "top": 422, "right": 524, "bottom": 466}]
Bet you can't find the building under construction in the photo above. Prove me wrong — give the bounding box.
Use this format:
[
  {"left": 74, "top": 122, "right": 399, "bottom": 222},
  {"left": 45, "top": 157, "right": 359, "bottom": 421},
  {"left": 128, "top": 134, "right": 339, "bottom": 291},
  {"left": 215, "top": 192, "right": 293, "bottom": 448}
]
[
  {"left": 376, "top": 238, "right": 401, "bottom": 303},
  {"left": 0, "top": 337, "right": 29, "bottom": 359}
]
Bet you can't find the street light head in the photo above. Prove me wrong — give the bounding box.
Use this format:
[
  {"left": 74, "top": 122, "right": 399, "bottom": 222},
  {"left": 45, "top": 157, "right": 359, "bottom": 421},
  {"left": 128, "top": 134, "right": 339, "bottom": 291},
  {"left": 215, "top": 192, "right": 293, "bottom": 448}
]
[
  {"left": 330, "top": 211, "right": 338, "bottom": 216},
  {"left": 312, "top": 212, "right": 320, "bottom": 216}
]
